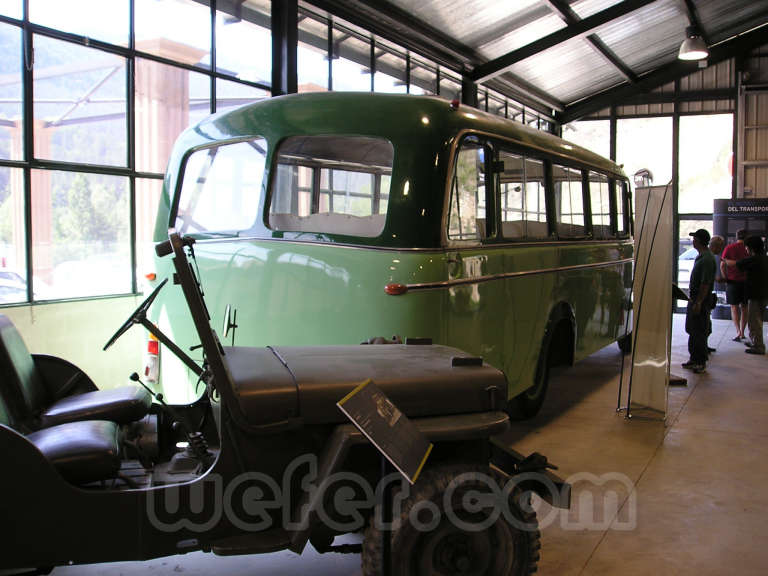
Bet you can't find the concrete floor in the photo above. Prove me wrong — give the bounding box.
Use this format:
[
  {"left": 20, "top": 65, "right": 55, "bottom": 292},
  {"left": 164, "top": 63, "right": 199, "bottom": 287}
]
[{"left": 56, "top": 315, "right": 768, "bottom": 575}]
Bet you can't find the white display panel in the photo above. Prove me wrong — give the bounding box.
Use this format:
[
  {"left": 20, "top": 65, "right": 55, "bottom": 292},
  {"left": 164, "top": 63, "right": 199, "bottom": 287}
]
[{"left": 625, "top": 185, "right": 673, "bottom": 417}]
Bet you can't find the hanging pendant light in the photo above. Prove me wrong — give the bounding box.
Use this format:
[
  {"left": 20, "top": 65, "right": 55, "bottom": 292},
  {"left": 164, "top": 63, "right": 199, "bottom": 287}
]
[{"left": 678, "top": 26, "right": 708, "bottom": 61}]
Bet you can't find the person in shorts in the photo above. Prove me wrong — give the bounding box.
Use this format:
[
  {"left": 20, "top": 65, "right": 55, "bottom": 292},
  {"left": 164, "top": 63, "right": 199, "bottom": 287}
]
[
  {"left": 725, "top": 235, "right": 768, "bottom": 355},
  {"left": 720, "top": 229, "right": 749, "bottom": 341}
]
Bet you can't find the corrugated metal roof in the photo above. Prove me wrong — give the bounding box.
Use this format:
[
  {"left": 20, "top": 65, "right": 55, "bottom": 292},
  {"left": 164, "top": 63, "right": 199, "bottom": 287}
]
[
  {"left": 395, "top": 0, "right": 547, "bottom": 47},
  {"left": 592, "top": 0, "right": 688, "bottom": 75},
  {"left": 506, "top": 36, "right": 623, "bottom": 103},
  {"left": 339, "top": 0, "right": 768, "bottom": 114},
  {"left": 697, "top": 0, "right": 768, "bottom": 43},
  {"left": 477, "top": 12, "right": 565, "bottom": 60},
  {"left": 571, "top": 0, "right": 625, "bottom": 19}
]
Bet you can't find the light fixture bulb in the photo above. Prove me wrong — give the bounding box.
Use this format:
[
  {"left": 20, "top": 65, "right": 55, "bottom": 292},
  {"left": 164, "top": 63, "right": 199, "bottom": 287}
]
[{"left": 678, "top": 26, "right": 708, "bottom": 61}]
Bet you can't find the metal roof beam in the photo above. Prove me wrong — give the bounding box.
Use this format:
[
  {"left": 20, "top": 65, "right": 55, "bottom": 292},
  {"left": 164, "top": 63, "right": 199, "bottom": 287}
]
[
  {"left": 587, "top": 36, "right": 639, "bottom": 84},
  {"left": 618, "top": 88, "right": 735, "bottom": 106},
  {"left": 469, "top": 0, "right": 657, "bottom": 84},
  {"left": 680, "top": 0, "right": 711, "bottom": 46},
  {"left": 560, "top": 23, "right": 768, "bottom": 123},
  {"left": 544, "top": 0, "right": 639, "bottom": 84}
]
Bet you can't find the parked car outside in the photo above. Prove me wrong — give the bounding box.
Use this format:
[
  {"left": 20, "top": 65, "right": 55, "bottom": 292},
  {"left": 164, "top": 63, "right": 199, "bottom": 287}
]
[
  {"left": 677, "top": 247, "right": 697, "bottom": 290},
  {"left": 0, "top": 268, "right": 27, "bottom": 304}
]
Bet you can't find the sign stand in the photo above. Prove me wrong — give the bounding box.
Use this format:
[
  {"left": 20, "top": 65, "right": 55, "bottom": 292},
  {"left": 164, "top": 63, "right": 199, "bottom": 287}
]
[
  {"left": 381, "top": 457, "right": 393, "bottom": 576},
  {"left": 337, "top": 379, "right": 434, "bottom": 575}
]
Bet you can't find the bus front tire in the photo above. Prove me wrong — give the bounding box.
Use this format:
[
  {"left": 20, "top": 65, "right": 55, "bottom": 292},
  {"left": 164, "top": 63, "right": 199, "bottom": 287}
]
[{"left": 361, "top": 464, "right": 541, "bottom": 576}]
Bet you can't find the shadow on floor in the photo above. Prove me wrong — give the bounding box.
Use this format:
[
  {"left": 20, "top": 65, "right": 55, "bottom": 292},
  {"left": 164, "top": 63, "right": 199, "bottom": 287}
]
[{"left": 501, "top": 345, "right": 627, "bottom": 446}]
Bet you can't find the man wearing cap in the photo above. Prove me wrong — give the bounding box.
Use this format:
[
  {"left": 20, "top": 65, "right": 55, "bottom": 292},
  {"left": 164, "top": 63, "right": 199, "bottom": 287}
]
[
  {"left": 683, "top": 229, "right": 717, "bottom": 373},
  {"left": 720, "top": 229, "right": 749, "bottom": 341}
]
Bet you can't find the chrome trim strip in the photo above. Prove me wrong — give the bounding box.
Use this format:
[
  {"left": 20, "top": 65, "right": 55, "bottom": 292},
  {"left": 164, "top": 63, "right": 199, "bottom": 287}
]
[
  {"left": 403, "top": 258, "right": 634, "bottom": 292},
  {"left": 189, "top": 235, "right": 634, "bottom": 253}
]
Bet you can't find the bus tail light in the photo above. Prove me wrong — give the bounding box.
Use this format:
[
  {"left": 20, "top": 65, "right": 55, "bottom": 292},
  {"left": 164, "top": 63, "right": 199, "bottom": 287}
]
[
  {"left": 144, "top": 334, "right": 160, "bottom": 383},
  {"left": 385, "top": 283, "right": 408, "bottom": 295}
]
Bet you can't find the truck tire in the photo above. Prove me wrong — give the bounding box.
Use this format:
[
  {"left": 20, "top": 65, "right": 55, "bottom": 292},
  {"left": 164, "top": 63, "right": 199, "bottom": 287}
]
[{"left": 361, "top": 464, "right": 540, "bottom": 576}]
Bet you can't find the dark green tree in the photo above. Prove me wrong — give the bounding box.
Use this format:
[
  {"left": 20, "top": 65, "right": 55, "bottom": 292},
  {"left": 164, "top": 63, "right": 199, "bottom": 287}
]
[{"left": 54, "top": 173, "right": 127, "bottom": 263}]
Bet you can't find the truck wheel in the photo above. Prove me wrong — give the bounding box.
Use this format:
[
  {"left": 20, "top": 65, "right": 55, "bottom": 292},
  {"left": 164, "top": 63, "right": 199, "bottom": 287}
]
[{"left": 361, "top": 464, "right": 540, "bottom": 576}]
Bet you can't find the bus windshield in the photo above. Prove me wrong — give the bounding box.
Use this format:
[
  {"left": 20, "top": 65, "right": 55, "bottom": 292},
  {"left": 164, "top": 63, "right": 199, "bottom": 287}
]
[{"left": 175, "top": 138, "right": 267, "bottom": 236}]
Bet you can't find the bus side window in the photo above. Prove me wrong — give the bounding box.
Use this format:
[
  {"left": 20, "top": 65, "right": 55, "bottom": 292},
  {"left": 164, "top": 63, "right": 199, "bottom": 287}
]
[
  {"left": 448, "top": 141, "right": 486, "bottom": 241},
  {"left": 553, "top": 164, "right": 586, "bottom": 238},
  {"left": 498, "top": 151, "right": 548, "bottom": 240},
  {"left": 499, "top": 150, "right": 524, "bottom": 239},
  {"left": 589, "top": 171, "right": 611, "bottom": 239},
  {"left": 523, "top": 158, "right": 548, "bottom": 239}
]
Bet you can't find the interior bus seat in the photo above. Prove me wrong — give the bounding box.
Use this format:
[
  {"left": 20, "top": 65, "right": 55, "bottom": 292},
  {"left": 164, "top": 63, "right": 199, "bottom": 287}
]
[
  {"left": 525, "top": 221, "right": 549, "bottom": 238},
  {"left": 501, "top": 220, "right": 524, "bottom": 239},
  {"left": 270, "top": 212, "right": 386, "bottom": 236},
  {"left": 1, "top": 386, "right": 120, "bottom": 485},
  {"left": 592, "top": 224, "right": 611, "bottom": 239},
  {"left": 0, "top": 315, "right": 151, "bottom": 430}
]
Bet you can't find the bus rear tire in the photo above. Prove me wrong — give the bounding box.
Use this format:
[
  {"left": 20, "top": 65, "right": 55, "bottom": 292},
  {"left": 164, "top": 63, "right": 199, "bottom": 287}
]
[
  {"left": 617, "top": 333, "right": 632, "bottom": 355},
  {"left": 507, "top": 359, "right": 549, "bottom": 420}
]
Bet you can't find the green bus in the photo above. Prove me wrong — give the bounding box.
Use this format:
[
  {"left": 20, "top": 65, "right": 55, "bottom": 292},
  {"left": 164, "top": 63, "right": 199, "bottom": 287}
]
[{"left": 148, "top": 92, "right": 633, "bottom": 417}]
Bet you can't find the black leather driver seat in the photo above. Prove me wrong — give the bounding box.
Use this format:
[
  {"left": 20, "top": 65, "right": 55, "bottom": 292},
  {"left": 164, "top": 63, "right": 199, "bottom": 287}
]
[
  {"left": 1, "top": 387, "right": 120, "bottom": 485},
  {"left": 25, "top": 421, "right": 121, "bottom": 484},
  {"left": 0, "top": 315, "right": 151, "bottom": 429}
]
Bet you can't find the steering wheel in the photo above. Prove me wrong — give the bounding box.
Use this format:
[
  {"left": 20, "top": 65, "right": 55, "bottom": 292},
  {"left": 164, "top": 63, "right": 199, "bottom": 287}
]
[{"left": 103, "top": 278, "right": 168, "bottom": 351}]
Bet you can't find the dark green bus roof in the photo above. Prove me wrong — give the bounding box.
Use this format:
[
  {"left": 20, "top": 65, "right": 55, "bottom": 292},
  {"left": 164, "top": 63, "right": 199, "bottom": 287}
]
[
  {"left": 172, "top": 92, "right": 624, "bottom": 178},
  {"left": 159, "top": 92, "right": 627, "bottom": 248}
]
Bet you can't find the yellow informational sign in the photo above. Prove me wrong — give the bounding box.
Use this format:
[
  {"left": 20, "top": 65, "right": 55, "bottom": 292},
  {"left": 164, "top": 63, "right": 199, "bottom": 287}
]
[{"left": 338, "top": 379, "right": 433, "bottom": 484}]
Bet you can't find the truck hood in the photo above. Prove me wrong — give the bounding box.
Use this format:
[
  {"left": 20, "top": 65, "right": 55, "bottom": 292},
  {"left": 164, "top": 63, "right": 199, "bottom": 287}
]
[{"left": 222, "top": 344, "right": 508, "bottom": 426}]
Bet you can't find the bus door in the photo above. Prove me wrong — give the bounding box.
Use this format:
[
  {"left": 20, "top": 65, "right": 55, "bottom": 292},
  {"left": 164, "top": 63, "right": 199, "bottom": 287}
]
[
  {"left": 444, "top": 137, "right": 508, "bottom": 370},
  {"left": 496, "top": 149, "right": 551, "bottom": 390}
]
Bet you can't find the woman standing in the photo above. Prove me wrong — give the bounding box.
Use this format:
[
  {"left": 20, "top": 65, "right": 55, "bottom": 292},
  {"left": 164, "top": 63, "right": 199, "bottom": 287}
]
[{"left": 724, "top": 235, "right": 768, "bottom": 355}]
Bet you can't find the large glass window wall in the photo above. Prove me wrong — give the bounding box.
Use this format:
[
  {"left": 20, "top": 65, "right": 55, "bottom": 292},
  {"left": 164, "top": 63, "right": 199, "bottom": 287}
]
[
  {"left": 617, "top": 117, "right": 673, "bottom": 187},
  {"left": 679, "top": 114, "right": 732, "bottom": 214},
  {"left": 0, "top": 0, "right": 271, "bottom": 304},
  {"left": 567, "top": 111, "right": 734, "bottom": 312},
  {"left": 0, "top": 1, "right": 554, "bottom": 305},
  {"left": 563, "top": 119, "right": 610, "bottom": 159}
]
